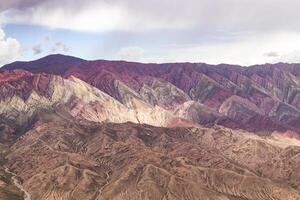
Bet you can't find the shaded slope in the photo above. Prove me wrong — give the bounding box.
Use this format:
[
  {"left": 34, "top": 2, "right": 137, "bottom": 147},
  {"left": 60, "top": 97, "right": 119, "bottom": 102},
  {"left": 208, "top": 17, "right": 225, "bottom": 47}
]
[{"left": 2, "top": 54, "right": 85, "bottom": 75}]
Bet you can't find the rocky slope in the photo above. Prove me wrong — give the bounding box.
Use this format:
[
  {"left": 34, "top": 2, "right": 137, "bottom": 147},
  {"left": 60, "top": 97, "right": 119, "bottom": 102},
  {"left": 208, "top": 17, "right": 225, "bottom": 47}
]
[
  {"left": 0, "top": 70, "right": 192, "bottom": 137},
  {"left": 4, "top": 55, "right": 300, "bottom": 135},
  {"left": 4, "top": 111, "right": 300, "bottom": 200}
]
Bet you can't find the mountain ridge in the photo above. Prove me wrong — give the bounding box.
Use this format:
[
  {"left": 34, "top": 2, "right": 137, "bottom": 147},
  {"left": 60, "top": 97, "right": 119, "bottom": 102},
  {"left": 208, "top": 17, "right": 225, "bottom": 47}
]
[{"left": 3, "top": 54, "right": 300, "bottom": 136}]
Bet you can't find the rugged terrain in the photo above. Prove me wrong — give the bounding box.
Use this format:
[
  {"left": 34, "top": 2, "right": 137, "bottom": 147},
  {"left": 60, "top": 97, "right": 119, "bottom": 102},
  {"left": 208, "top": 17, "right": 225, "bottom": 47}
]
[
  {"left": 4, "top": 111, "right": 300, "bottom": 200},
  {"left": 4, "top": 55, "right": 300, "bottom": 136},
  {"left": 0, "top": 55, "right": 300, "bottom": 199}
]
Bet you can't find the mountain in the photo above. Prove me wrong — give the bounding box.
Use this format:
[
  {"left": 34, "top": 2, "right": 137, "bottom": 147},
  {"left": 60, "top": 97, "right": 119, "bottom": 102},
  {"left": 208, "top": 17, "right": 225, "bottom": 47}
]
[
  {"left": 5, "top": 112, "right": 300, "bottom": 200},
  {"left": 2, "top": 54, "right": 85, "bottom": 74},
  {"left": 0, "top": 55, "right": 300, "bottom": 200},
  {"left": 3, "top": 55, "right": 300, "bottom": 136},
  {"left": 0, "top": 69, "right": 194, "bottom": 141}
]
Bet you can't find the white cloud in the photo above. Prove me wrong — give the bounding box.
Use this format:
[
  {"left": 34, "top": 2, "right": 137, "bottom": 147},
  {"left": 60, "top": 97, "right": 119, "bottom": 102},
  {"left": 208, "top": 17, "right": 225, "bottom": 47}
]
[
  {"left": 273, "top": 51, "right": 300, "bottom": 63},
  {"left": 2, "top": 0, "right": 300, "bottom": 33},
  {"left": 0, "top": 28, "right": 5, "bottom": 39},
  {"left": 130, "top": 32, "right": 300, "bottom": 66},
  {"left": 0, "top": 28, "right": 21, "bottom": 66},
  {"left": 118, "top": 46, "right": 144, "bottom": 61},
  {"left": 2, "top": 0, "right": 300, "bottom": 65}
]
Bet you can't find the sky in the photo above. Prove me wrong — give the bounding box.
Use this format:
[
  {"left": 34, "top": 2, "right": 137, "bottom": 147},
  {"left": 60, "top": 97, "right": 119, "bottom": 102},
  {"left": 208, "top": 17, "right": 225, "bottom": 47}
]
[{"left": 1, "top": 0, "right": 300, "bottom": 66}]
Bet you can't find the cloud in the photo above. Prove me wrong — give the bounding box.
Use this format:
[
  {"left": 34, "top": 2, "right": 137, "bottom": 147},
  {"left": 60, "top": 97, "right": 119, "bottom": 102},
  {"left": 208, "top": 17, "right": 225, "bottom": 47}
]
[
  {"left": 1, "top": 0, "right": 300, "bottom": 34},
  {"left": 32, "top": 44, "right": 42, "bottom": 55},
  {"left": 43, "top": 35, "right": 50, "bottom": 42},
  {"left": 0, "top": 28, "right": 21, "bottom": 66},
  {"left": 31, "top": 38, "right": 69, "bottom": 56},
  {"left": 0, "top": 28, "right": 4, "bottom": 39},
  {"left": 51, "top": 41, "right": 69, "bottom": 53},
  {"left": 0, "top": 0, "right": 44, "bottom": 11},
  {"left": 118, "top": 46, "right": 144, "bottom": 61},
  {"left": 2, "top": 0, "right": 300, "bottom": 65},
  {"left": 119, "top": 32, "right": 300, "bottom": 66},
  {"left": 264, "top": 51, "right": 280, "bottom": 57},
  {"left": 273, "top": 51, "right": 300, "bottom": 63}
]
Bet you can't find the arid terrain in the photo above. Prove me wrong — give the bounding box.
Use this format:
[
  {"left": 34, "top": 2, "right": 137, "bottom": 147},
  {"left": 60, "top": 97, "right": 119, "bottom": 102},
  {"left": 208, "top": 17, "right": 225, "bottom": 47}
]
[{"left": 0, "top": 55, "right": 300, "bottom": 199}]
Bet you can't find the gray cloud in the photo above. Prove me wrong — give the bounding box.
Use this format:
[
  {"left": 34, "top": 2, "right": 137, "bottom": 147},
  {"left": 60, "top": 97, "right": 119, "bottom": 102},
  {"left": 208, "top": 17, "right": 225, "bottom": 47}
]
[
  {"left": 0, "top": 0, "right": 46, "bottom": 11},
  {"left": 264, "top": 51, "right": 280, "bottom": 57},
  {"left": 31, "top": 39, "right": 69, "bottom": 56},
  {"left": 51, "top": 42, "right": 69, "bottom": 53},
  {"left": 273, "top": 50, "right": 300, "bottom": 64},
  {"left": 43, "top": 35, "right": 50, "bottom": 42},
  {"left": 1, "top": 0, "right": 300, "bottom": 34},
  {"left": 32, "top": 44, "right": 42, "bottom": 55},
  {"left": 118, "top": 46, "right": 144, "bottom": 61}
]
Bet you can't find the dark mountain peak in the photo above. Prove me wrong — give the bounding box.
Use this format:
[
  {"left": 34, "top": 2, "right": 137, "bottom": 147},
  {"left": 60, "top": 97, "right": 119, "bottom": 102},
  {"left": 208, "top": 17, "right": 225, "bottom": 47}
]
[
  {"left": 2, "top": 54, "right": 85, "bottom": 74},
  {"left": 36, "top": 54, "right": 84, "bottom": 62}
]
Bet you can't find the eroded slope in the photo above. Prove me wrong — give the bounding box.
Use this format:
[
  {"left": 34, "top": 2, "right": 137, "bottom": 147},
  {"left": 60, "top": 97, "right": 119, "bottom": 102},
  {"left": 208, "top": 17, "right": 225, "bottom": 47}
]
[{"left": 4, "top": 112, "right": 300, "bottom": 200}]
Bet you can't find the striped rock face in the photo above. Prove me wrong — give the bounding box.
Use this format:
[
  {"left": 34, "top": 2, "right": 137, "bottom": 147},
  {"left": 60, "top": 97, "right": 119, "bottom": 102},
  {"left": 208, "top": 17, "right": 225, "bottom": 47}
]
[
  {"left": 0, "top": 70, "right": 187, "bottom": 132},
  {"left": 5, "top": 55, "right": 300, "bottom": 136}
]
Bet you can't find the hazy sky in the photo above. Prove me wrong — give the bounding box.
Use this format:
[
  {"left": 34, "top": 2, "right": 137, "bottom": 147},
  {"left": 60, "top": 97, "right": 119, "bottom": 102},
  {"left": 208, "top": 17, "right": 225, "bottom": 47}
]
[{"left": 1, "top": 0, "right": 300, "bottom": 66}]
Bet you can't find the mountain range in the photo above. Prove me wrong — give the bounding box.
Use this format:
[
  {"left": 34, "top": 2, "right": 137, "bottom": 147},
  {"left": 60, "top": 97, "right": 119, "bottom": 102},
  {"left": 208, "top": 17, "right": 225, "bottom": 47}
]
[{"left": 0, "top": 54, "right": 299, "bottom": 200}]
